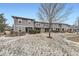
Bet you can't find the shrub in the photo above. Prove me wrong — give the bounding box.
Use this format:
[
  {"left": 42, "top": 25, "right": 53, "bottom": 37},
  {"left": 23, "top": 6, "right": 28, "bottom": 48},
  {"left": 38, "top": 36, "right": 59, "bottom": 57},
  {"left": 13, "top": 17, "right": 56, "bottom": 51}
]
[
  {"left": 14, "top": 32, "right": 18, "bottom": 36},
  {"left": 10, "top": 29, "right": 14, "bottom": 34},
  {"left": 52, "top": 30, "right": 59, "bottom": 33},
  {"left": 29, "top": 30, "right": 40, "bottom": 34},
  {"left": 19, "top": 30, "right": 21, "bottom": 33},
  {"left": 4, "top": 32, "right": 6, "bottom": 35},
  {"left": 36, "top": 30, "right": 40, "bottom": 33},
  {"left": 29, "top": 30, "right": 36, "bottom": 34},
  {"left": 18, "top": 32, "right": 26, "bottom": 36}
]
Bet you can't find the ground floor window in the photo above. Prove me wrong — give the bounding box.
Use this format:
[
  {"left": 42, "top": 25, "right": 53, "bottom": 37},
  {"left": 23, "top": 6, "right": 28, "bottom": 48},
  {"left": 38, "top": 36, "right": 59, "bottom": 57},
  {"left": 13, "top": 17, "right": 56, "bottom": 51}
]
[
  {"left": 56, "top": 28, "right": 60, "bottom": 32},
  {"left": 45, "top": 28, "right": 49, "bottom": 32},
  {"left": 25, "top": 27, "right": 32, "bottom": 32},
  {"left": 67, "top": 29, "right": 72, "bottom": 33},
  {"left": 62, "top": 28, "right": 64, "bottom": 32},
  {"left": 35, "top": 28, "right": 41, "bottom": 31}
]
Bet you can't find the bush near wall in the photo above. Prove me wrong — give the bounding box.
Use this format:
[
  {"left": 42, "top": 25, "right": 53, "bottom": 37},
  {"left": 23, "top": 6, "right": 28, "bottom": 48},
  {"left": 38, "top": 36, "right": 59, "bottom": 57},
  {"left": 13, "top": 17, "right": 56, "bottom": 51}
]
[
  {"left": 29, "top": 30, "right": 40, "bottom": 34},
  {"left": 52, "top": 30, "right": 59, "bottom": 33},
  {"left": 18, "top": 32, "right": 26, "bottom": 36}
]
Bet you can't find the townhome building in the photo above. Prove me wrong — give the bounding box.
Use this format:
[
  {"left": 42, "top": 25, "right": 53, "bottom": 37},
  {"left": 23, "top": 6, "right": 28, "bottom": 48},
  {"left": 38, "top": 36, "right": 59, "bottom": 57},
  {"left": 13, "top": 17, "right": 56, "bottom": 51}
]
[{"left": 12, "top": 16, "right": 77, "bottom": 33}]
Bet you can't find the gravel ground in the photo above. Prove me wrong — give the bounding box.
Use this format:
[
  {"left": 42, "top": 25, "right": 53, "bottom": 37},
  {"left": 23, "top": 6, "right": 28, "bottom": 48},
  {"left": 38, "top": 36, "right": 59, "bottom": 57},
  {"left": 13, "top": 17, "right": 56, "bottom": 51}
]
[{"left": 0, "top": 33, "right": 79, "bottom": 56}]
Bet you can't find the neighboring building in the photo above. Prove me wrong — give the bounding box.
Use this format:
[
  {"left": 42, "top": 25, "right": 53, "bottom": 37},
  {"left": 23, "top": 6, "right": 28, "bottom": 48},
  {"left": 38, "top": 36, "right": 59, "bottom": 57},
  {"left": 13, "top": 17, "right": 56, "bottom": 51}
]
[{"left": 12, "top": 16, "right": 77, "bottom": 33}]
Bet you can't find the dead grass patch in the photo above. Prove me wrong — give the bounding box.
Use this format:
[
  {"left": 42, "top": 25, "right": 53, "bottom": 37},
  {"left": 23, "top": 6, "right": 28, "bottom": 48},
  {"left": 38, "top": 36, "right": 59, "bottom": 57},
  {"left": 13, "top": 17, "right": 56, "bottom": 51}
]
[{"left": 67, "top": 36, "right": 79, "bottom": 42}]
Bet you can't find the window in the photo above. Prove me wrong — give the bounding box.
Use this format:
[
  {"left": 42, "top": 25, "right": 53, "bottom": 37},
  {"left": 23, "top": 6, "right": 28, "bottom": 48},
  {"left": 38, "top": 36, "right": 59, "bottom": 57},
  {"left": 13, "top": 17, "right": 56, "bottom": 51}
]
[
  {"left": 27, "top": 20, "right": 31, "bottom": 24},
  {"left": 38, "top": 23, "right": 40, "bottom": 26},
  {"left": 19, "top": 21, "right": 21, "bottom": 23},
  {"left": 37, "top": 23, "right": 40, "bottom": 26},
  {"left": 29, "top": 22, "right": 30, "bottom": 24},
  {"left": 18, "top": 19, "right": 22, "bottom": 24},
  {"left": 45, "top": 24, "right": 48, "bottom": 26}
]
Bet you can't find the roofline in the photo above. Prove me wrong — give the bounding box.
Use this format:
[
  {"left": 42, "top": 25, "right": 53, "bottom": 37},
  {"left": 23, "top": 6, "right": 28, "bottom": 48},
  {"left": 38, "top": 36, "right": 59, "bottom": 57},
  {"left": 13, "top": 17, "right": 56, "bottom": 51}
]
[
  {"left": 12, "top": 16, "right": 71, "bottom": 26},
  {"left": 35, "top": 21, "right": 71, "bottom": 26},
  {"left": 12, "top": 16, "right": 35, "bottom": 21}
]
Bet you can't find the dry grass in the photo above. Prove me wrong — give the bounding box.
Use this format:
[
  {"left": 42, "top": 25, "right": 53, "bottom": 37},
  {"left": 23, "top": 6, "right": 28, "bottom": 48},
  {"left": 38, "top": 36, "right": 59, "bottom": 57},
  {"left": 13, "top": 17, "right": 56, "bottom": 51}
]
[
  {"left": 62, "top": 33, "right": 79, "bottom": 42},
  {"left": 67, "top": 36, "right": 79, "bottom": 42},
  {"left": 0, "top": 33, "right": 79, "bottom": 56}
]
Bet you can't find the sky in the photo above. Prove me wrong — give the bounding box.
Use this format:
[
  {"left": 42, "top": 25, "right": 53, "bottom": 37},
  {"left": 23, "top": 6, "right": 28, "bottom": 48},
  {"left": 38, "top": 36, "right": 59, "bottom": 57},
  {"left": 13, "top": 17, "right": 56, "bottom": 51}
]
[{"left": 0, "top": 3, "right": 79, "bottom": 26}]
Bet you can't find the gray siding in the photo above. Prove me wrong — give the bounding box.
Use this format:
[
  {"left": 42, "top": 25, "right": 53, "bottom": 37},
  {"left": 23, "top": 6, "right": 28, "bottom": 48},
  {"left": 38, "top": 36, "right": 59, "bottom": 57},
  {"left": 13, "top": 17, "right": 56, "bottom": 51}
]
[{"left": 12, "top": 16, "right": 75, "bottom": 32}]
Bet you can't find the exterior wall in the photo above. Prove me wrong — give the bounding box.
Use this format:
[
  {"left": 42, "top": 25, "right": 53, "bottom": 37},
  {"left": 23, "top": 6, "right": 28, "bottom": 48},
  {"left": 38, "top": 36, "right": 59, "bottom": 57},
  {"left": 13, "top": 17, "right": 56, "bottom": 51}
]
[
  {"left": 35, "top": 22, "right": 49, "bottom": 29},
  {"left": 13, "top": 17, "right": 34, "bottom": 32},
  {"left": 14, "top": 25, "right": 26, "bottom": 32},
  {"left": 61, "top": 24, "right": 70, "bottom": 32},
  {"left": 13, "top": 16, "right": 75, "bottom": 33},
  {"left": 41, "top": 28, "right": 45, "bottom": 32},
  {"left": 35, "top": 22, "right": 43, "bottom": 28}
]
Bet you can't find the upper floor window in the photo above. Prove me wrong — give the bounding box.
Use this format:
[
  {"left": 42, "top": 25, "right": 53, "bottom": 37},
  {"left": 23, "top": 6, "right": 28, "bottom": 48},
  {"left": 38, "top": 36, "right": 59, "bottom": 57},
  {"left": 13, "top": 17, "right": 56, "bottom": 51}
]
[
  {"left": 45, "top": 24, "right": 48, "bottom": 26},
  {"left": 27, "top": 20, "right": 32, "bottom": 24},
  {"left": 18, "top": 19, "right": 22, "bottom": 24},
  {"left": 28, "top": 22, "right": 30, "bottom": 24},
  {"left": 19, "top": 21, "right": 21, "bottom": 23},
  {"left": 37, "top": 23, "right": 40, "bottom": 26}
]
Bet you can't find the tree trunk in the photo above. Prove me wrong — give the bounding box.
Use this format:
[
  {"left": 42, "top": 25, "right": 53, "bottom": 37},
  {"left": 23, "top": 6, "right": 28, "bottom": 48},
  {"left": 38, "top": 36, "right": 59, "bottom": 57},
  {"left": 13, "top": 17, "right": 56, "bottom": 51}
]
[
  {"left": 49, "top": 28, "right": 51, "bottom": 37},
  {"left": 59, "top": 24, "right": 62, "bottom": 32},
  {"left": 77, "top": 29, "right": 79, "bottom": 35},
  {"left": 3, "top": 20, "right": 6, "bottom": 35},
  {"left": 48, "top": 22, "right": 52, "bottom": 38}
]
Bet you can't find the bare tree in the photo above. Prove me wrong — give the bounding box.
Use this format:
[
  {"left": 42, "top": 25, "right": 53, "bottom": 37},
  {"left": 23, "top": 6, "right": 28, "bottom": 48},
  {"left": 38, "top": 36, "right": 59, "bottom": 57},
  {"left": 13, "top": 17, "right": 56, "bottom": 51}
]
[
  {"left": 38, "top": 3, "right": 72, "bottom": 38},
  {"left": 74, "top": 17, "right": 79, "bottom": 34}
]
